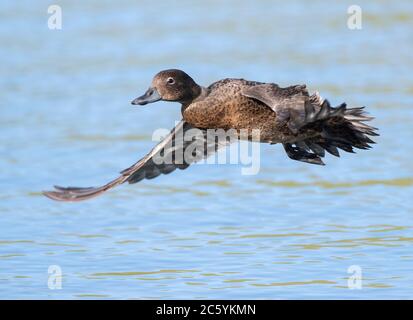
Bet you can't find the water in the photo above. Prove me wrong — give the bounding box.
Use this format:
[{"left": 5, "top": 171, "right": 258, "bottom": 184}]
[{"left": 0, "top": 0, "right": 412, "bottom": 299}]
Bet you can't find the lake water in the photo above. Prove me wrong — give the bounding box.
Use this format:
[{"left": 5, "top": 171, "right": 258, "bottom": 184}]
[{"left": 1, "top": 0, "right": 413, "bottom": 299}]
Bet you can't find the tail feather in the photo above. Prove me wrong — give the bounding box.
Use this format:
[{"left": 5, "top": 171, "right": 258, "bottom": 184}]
[{"left": 284, "top": 100, "right": 379, "bottom": 165}]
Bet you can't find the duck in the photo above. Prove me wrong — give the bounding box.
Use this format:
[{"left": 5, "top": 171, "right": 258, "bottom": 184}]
[{"left": 43, "top": 69, "right": 378, "bottom": 201}]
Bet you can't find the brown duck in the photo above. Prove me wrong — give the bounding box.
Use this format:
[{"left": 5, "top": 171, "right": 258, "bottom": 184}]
[{"left": 44, "top": 69, "right": 378, "bottom": 201}]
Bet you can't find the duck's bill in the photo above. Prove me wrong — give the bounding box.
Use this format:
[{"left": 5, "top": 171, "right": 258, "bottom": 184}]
[{"left": 131, "top": 87, "right": 161, "bottom": 105}]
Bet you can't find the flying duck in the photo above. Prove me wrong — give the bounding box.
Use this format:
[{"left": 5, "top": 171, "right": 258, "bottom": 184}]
[{"left": 43, "top": 69, "right": 378, "bottom": 201}]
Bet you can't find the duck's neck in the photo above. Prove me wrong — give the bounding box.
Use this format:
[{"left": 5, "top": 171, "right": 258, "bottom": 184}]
[{"left": 181, "top": 85, "right": 207, "bottom": 112}]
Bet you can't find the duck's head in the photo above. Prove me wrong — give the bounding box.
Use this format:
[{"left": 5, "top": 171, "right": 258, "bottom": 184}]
[{"left": 132, "top": 69, "right": 201, "bottom": 106}]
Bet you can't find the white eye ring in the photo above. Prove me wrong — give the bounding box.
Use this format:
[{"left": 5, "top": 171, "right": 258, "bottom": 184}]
[{"left": 166, "top": 77, "right": 175, "bottom": 84}]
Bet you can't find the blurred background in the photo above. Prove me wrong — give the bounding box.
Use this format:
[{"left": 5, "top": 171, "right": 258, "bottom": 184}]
[{"left": 0, "top": 0, "right": 412, "bottom": 299}]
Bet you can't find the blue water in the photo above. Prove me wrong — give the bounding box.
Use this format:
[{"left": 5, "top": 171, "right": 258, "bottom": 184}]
[{"left": 1, "top": 0, "right": 413, "bottom": 299}]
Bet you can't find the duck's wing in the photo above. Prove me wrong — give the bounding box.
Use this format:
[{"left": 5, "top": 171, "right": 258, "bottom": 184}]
[
  {"left": 241, "top": 83, "right": 312, "bottom": 133},
  {"left": 242, "top": 84, "right": 378, "bottom": 165},
  {"left": 43, "top": 120, "right": 225, "bottom": 202}
]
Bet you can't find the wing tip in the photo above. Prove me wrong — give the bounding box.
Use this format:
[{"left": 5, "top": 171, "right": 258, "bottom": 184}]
[
  {"left": 42, "top": 185, "right": 102, "bottom": 202},
  {"left": 42, "top": 190, "right": 72, "bottom": 202}
]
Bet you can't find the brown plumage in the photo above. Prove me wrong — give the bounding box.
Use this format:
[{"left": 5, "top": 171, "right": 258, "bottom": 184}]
[{"left": 43, "top": 69, "right": 378, "bottom": 201}]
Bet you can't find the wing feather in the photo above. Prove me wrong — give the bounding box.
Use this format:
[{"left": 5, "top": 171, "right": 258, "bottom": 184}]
[
  {"left": 241, "top": 84, "right": 378, "bottom": 165},
  {"left": 241, "top": 84, "right": 309, "bottom": 132},
  {"left": 43, "top": 120, "right": 225, "bottom": 201}
]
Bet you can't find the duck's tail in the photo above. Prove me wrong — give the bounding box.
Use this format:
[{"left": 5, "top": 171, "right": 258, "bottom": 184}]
[{"left": 283, "top": 100, "right": 379, "bottom": 165}]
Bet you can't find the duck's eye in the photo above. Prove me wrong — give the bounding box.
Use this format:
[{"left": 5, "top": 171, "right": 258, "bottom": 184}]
[{"left": 166, "top": 77, "right": 175, "bottom": 85}]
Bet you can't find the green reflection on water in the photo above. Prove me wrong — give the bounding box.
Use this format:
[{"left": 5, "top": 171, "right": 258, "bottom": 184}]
[
  {"left": 91, "top": 269, "right": 200, "bottom": 277},
  {"left": 251, "top": 280, "right": 336, "bottom": 287},
  {"left": 256, "top": 177, "right": 413, "bottom": 189},
  {"left": 240, "top": 233, "right": 313, "bottom": 239}
]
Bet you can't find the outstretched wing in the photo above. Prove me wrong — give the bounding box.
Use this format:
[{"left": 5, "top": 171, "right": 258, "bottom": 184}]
[{"left": 43, "top": 120, "right": 226, "bottom": 202}]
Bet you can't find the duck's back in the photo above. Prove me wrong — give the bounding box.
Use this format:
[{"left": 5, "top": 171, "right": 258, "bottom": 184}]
[{"left": 184, "top": 78, "right": 305, "bottom": 142}]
